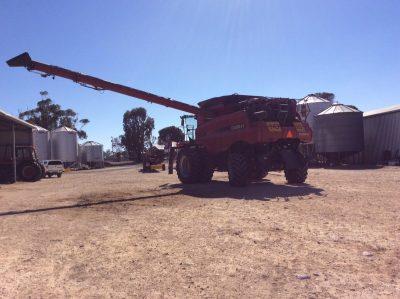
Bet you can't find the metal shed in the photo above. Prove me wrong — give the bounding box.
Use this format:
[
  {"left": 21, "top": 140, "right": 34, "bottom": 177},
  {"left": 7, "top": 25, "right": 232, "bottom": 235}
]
[
  {"left": 363, "top": 104, "right": 400, "bottom": 164},
  {"left": 0, "top": 108, "right": 35, "bottom": 182}
]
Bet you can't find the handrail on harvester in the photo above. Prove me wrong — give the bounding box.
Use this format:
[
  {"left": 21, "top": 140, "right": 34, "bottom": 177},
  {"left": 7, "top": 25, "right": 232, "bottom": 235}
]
[{"left": 7, "top": 52, "right": 200, "bottom": 115}]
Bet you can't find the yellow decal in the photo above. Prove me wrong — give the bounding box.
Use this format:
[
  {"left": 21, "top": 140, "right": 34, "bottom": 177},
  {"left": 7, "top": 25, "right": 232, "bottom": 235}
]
[
  {"left": 293, "top": 122, "right": 305, "bottom": 133},
  {"left": 266, "top": 121, "right": 281, "bottom": 132}
]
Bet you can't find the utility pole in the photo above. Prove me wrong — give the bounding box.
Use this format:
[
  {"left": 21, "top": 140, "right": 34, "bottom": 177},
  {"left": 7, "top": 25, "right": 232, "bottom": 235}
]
[{"left": 12, "top": 123, "right": 16, "bottom": 183}]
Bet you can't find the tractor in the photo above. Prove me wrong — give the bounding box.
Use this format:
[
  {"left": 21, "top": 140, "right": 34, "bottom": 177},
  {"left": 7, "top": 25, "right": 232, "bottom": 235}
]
[
  {"left": 0, "top": 145, "right": 44, "bottom": 183},
  {"left": 7, "top": 52, "right": 312, "bottom": 186},
  {"left": 142, "top": 146, "right": 166, "bottom": 172}
]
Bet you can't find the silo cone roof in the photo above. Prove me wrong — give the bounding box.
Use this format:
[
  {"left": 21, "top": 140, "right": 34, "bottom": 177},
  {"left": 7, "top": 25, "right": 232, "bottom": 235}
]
[
  {"left": 82, "top": 141, "right": 102, "bottom": 146},
  {"left": 318, "top": 104, "right": 361, "bottom": 115},
  {"left": 298, "top": 95, "right": 330, "bottom": 104},
  {"left": 52, "top": 126, "right": 77, "bottom": 133}
]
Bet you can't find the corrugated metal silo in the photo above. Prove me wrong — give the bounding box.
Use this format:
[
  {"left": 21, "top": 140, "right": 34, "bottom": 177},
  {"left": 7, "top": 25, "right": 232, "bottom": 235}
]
[
  {"left": 32, "top": 125, "right": 50, "bottom": 161},
  {"left": 51, "top": 126, "right": 78, "bottom": 164},
  {"left": 314, "top": 104, "right": 364, "bottom": 157},
  {"left": 297, "top": 95, "right": 332, "bottom": 135},
  {"left": 81, "top": 141, "right": 104, "bottom": 168}
]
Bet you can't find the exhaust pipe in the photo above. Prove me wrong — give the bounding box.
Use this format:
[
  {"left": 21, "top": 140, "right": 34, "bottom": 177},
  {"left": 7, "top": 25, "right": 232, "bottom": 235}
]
[{"left": 6, "top": 52, "right": 32, "bottom": 68}]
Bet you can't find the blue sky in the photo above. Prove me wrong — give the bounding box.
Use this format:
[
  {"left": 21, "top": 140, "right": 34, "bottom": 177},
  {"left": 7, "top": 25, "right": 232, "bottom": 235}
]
[{"left": 1, "top": 0, "right": 399, "bottom": 149}]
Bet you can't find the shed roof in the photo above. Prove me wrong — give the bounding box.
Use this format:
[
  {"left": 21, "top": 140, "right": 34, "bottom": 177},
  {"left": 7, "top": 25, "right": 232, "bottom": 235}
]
[
  {"left": 363, "top": 104, "right": 400, "bottom": 118},
  {"left": 0, "top": 108, "right": 36, "bottom": 130}
]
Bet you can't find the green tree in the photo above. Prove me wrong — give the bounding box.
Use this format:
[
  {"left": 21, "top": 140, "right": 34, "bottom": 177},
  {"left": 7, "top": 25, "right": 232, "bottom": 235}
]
[
  {"left": 158, "top": 126, "right": 184, "bottom": 145},
  {"left": 111, "top": 136, "right": 124, "bottom": 154},
  {"left": 120, "top": 108, "right": 154, "bottom": 162},
  {"left": 309, "top": 92, "right": 335, "bottom": 102},
  {"left": 19, "top": 91, "right": 90, "bottom": 139}
]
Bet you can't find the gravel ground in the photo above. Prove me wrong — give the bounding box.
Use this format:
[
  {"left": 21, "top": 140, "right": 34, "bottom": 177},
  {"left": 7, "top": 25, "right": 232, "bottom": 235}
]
[{"left": 0, "top": 165, "right": 399, "bottom": 298}]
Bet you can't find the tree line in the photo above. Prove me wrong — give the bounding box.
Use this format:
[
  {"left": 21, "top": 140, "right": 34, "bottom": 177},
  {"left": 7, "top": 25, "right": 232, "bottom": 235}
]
[
  {"left": 107, "top": 107, "right": 184, "bottom": 162},
  {"left": 20, "top": 91, "right": 185, "bottom": 162}
]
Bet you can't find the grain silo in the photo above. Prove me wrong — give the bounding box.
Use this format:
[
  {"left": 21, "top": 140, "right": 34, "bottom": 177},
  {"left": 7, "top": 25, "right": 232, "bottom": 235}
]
[
  {"left": 51, "top": 126, "right": 78, "bottom": 166},
  {"left": 297, "top": 95, "right": 332, "bottom": 134},
  {"left": 314, "top": 104, "right": 364, "bottom": 163},
  {"left": 80, "top": 141, "right": 104, "bottom": 168},
  {"left": 32, "top": 125, "right": 49, "bottom": 161}
]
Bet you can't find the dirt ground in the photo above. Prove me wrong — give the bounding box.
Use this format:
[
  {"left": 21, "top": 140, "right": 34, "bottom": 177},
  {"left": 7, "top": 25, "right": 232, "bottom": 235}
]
[{"left": 0, "top": 165, "right": 399, "bottom": 298}]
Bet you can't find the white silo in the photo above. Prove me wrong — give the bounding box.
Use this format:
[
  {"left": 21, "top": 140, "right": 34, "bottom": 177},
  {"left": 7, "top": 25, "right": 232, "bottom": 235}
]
[
  {"left": 81, "top": 141, "right": 104, "bottom": 168},
  {"left": 32, "top": 125, "right": 50, "bottom": 161},
  {"left": 297, "top": 95, "right": 332, "bottom": 135},
  {"left": 51, "top": 126, "right": 78, "bottom": 165}
]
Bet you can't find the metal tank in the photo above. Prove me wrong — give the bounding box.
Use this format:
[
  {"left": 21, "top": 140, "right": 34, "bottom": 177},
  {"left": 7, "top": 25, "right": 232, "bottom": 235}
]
[
  {"left": 32, "top": 125, "right": 50, "bottom": 161},
  {"left": 297, "top": 95, "right": 332, "bottom": 135},
  {"left": 80, "top": 141, "right": 104, "bottom": 168},
  {"left": 50, "top": 126, "right": 78, "bottom": 165},
  {"left": 314, "top": 104, "right": 364, "bottom": 161}
]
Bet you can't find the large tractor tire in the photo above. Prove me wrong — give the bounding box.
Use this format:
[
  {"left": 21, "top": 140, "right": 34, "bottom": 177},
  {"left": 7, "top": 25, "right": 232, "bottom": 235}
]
[
  {"left": 176, "top": 148, "right": 203, "bottom": 184},
  {"left": 228, "top": 153, "right": 250, "bottom": 187},
  {"left": 281, "top": 150, "right": 308, "bottom": 184},
  {"left": 19, "top": 162, "right": 42, "bottom": 182}
]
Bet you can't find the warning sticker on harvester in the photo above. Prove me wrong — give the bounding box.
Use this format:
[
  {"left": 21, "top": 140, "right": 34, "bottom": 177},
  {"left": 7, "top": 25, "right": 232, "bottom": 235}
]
[
  {"left": 266, "top": 121, "right": 281, "bottom": 132},
  {"left": 293, "top": 122, "right": 305, "bottom": 133}
]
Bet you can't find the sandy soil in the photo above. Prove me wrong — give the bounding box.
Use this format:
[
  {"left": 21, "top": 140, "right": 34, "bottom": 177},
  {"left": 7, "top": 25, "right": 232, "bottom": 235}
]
[{"left": 0, "top": 165, "right": 399, "bottom": 298}]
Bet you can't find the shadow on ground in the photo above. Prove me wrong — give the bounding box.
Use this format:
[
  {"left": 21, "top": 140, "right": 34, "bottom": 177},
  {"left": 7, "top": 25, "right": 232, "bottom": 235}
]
[
  {"left": 160, "top": 179, "right": 324, "bottom": 201},
  {"left": 310, "top": 164, "right": 384, "bottom": 170},
  {"left": 0, "top": 192, "right": 180, "bottom": 218},
  {"left": 0, "top": 180, "right": 324, "bottom": 217}
]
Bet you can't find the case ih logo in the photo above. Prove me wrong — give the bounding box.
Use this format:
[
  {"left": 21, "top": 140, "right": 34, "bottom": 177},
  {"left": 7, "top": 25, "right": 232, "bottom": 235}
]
[
  {"left": 230, "top": 124, "right": 245, "bottom": 131},
  {"left": 266, "top": 122, "right": 281, "bottom": 132}
]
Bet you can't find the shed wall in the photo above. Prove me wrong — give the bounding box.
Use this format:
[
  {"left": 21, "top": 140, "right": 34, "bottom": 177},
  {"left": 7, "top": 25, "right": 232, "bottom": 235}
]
[
  {"left": 364, "top": 111, "right": 400, "bottom": 164},
  {"left": 0, "top": 130, "right": 32, "bottom": 145}
]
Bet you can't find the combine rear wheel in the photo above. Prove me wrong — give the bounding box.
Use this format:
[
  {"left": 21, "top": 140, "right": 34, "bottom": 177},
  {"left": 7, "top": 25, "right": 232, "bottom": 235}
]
[
  {"left": 228, "top": 153, "right": 250, "bottom": 187},
  {"left": 176, "top": 148, "right": 203, "bottom": 184}
]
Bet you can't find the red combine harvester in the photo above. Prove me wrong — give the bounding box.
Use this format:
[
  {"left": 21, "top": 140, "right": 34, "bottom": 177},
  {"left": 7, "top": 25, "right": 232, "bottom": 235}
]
[{"left": 7, "top": 52, "right": 312, "bottom": 186}]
